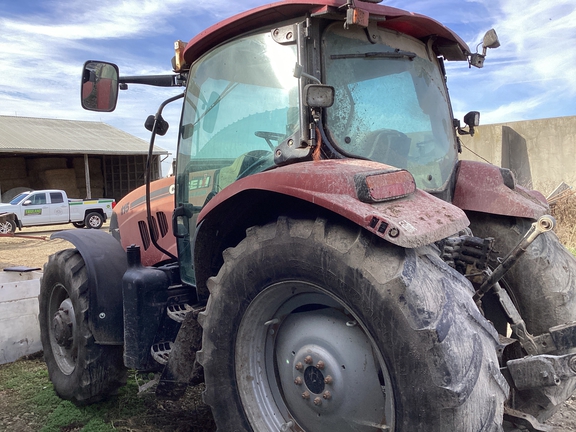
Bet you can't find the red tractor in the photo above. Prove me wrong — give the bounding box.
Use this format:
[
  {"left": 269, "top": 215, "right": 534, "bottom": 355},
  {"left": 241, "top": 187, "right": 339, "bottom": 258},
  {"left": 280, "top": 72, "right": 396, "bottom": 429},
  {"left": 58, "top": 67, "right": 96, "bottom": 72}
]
[{"left": 40, "top": 1, "right": 576, "bottom": 431}]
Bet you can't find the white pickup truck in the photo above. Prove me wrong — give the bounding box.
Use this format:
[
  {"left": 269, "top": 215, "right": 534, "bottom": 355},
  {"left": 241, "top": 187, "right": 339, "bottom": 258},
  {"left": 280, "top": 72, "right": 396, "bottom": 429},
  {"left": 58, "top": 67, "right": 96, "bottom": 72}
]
[{"left": 0, "top": 189, "right": 115, "bottom": 233}]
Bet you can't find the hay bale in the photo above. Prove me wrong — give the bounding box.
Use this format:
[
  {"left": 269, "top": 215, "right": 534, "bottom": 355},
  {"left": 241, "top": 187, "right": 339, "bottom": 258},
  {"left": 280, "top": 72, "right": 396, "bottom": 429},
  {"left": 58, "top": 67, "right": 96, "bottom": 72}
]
[
  {"left": 73, "top": 157, "right": 102, "bottom": 177},
  {"left": 0, "top": 157, "right": 27, "bottom": 179},
  {"left": 27, "top": 157, "right": 67, "bottom": 172},
  {"left": 1, "top": 187, "right": 33, "bottom": 203},
  {"left": 78, "top": 187, "right": 105, "bottom": 199},
  {"left": 73, "top": 157, "right": 105, "bottom": 190},
  {"left": 0, "top": 178, "right": 31, "bottom": 191},
  {"left": 39, "top": 169, "right": 78, "bottom": 191},
  {"left": 64, "top": 188, "right": 82, "bottom": 199}
]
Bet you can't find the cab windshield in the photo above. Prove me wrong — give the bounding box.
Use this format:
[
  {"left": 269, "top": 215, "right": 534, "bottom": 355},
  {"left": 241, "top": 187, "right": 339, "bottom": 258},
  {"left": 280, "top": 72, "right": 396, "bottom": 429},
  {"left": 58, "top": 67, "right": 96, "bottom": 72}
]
[
  {"left": 9, "top": 193, "right": 29, "bottom": 205},
  {"left": 323, "top": 24, "right": 457, "bottom": 191},
  {"left": 177, "top": 30, "right": 298, "bottom": 208}
]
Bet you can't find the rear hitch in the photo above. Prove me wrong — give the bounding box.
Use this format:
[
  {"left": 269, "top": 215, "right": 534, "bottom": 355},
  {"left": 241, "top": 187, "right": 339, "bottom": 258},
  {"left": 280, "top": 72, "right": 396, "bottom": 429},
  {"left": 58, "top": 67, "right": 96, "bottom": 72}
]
[
  {"left": 470, "top": 216, "right": 556, "bottom": 355},
  {"left": 473, "top": 215, "right": 556, "bottom": 303}
]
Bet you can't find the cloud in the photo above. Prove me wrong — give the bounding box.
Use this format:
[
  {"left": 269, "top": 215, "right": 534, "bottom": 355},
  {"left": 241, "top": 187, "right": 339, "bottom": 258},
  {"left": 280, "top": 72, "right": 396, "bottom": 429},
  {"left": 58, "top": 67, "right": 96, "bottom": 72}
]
[
  {"left": 462, "top": 0, "right": 576, "bottom": 121},
  {"left": 0, "top": 0, "right": 250, "bottom": 40}
]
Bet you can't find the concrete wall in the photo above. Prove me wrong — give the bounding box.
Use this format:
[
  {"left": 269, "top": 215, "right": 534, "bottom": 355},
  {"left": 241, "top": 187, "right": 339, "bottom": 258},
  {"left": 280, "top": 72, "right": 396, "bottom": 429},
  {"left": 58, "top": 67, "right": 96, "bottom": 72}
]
[{"left": 459, "top": 116, "right": 576, "bottom": 195}]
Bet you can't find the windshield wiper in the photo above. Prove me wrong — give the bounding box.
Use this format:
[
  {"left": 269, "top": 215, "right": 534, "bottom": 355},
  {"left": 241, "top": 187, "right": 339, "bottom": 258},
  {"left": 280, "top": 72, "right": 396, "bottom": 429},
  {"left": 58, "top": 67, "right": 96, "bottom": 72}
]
[{"left": 330, "top": 50, "right": 416, "bottom": 60}]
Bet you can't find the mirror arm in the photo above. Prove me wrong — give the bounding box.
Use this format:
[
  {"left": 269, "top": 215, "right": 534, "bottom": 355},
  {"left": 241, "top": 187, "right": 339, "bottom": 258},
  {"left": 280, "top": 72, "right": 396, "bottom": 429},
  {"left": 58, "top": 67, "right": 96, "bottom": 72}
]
[{"left": 119, "top": 74, "right": 185, "bottom": 87}]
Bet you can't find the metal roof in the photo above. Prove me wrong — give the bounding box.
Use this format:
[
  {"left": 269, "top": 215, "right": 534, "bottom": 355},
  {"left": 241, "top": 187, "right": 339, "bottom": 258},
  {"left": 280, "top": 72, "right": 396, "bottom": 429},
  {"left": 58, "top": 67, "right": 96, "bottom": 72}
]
[{"left": 0, "top": 116, "right": 167, "bottom": 156}]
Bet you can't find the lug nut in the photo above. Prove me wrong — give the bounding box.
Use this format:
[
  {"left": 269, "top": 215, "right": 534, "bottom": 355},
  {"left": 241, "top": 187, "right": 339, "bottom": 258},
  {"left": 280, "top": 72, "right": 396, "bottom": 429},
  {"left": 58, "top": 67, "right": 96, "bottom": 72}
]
[
  {"left": 316, "top": 361, "right": 325, "bottom": 370},
  {"left": 302, "top": 391, "right": 310, "bottom": 400},
  {"left": 294, "top": 377, "right": 302, "bottom": 385},
  {"left": 324, "top": 375, "right": 333, "bottom": 384},
  {"left": 323, "top": 391, "right": 332, "bottom": 400},
  {"left": 313, "top": 397, "right": 322, "bottom": 406},
  {"left": 305, "top": 355, "right": 313, "bottom": 365},
  {"left": 295, "top": 362, "right": 303, "bottom": 371}
]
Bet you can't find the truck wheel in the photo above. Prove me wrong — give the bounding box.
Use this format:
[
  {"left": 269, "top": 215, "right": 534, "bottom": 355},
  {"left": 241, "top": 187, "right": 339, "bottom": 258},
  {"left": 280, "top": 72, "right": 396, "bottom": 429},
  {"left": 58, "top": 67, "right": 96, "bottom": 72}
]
[
  {"left": 0, "top": 220, "right": 16, "bottom": 234},
  {"left": 198, "top": 216, "right": 509, "bottom": 431},
  {"left": 468, "top": 212, "right": 576, "bottom": 421},
  {"left": 39, "top": 249, "right": 126, "bottom": 404},
  {"left": 84, "top": 212, "right": 103, "bottom": 229},
  {"left": 72, "top": 221, "right": 85, "bottom": 228}
]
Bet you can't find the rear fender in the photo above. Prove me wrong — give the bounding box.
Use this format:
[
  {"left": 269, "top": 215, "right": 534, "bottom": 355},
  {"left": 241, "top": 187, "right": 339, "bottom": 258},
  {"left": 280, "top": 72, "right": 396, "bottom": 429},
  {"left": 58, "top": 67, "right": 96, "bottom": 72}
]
[
  {"left": 452, "top": 161, "right": 548, "bottom": 219},
  {"left": 52, "top": 229, "right": 127, "bottom": 345},
  {"left": 198, "top": 159, "right": 469, "bottom": 249}
]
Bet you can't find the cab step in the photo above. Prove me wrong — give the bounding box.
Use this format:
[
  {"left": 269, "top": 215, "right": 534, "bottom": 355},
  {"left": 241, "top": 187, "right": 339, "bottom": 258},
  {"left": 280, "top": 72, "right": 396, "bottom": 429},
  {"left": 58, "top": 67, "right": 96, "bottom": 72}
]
[
  {"left": 151, "top": 341, "right": 173, "bottom": 365},
  {"left": 167, "top": 302, "right": 204, "bottom": 323}
]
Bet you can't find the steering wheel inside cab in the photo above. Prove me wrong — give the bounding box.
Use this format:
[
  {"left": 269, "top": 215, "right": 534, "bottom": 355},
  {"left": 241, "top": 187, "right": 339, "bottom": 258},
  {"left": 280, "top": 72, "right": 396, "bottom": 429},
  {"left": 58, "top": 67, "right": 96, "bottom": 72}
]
[{"left": 363, "top": 129, "right": 411, "bottom": 168}]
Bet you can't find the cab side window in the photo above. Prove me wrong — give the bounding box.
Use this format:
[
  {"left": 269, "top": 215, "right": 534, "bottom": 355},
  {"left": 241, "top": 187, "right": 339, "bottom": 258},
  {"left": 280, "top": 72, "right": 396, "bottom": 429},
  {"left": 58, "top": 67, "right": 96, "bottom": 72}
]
[
  {"left": 50, "top": 192, "right": 64, "bottom": 203},
  {"left": 30, "top": 193, "right": 47, "bottom": 205}
]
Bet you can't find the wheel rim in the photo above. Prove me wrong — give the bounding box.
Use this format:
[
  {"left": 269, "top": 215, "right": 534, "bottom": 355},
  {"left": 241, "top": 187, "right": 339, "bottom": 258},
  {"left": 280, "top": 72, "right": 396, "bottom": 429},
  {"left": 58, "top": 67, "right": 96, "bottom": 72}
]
[
  {"left": 0, "top": 221, "right": 12, "bottom": 234},
  {"left": 236, "top": 281, "right": 394, "bottom": 431},
  {"left": 87, "top": 215, "right": 101, "bottom": 228},
  {"left": 48, "top": 283, "right": 77, "bottom": 375}
]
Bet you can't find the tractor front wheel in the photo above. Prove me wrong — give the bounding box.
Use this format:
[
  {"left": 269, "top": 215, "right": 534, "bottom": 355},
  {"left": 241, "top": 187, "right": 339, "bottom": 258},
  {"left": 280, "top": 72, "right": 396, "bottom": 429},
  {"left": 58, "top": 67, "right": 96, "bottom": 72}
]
[{"left": 39, "top": 249, "right": 126, "bottom": 404}]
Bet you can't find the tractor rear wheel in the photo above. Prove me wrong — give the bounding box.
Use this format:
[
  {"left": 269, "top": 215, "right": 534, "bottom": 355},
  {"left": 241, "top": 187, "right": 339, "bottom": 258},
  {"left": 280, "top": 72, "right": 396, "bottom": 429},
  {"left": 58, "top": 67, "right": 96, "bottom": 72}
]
[
  {"left": 39, "top": 249, "right": 127, "bottom": 404},
  {"left": 198, "top": 216, "right": 509, "bottom": 431},
  {"left": 468, "top": 212, "right": 576, "bottom": 421}
]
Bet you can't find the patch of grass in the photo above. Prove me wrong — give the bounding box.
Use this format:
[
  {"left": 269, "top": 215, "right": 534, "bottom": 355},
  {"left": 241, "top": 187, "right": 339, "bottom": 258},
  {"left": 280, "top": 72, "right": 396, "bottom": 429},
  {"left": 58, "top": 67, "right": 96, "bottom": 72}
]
[{"left": 0, "top": 355, "right": 215, "bottom": 432}]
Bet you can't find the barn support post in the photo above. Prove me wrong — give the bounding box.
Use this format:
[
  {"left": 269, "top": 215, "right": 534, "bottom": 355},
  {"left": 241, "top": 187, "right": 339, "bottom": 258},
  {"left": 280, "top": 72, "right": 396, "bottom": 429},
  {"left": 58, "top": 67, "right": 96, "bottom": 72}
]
[{"left": 84, "top": 154, "right": 92, "bottom": 199}]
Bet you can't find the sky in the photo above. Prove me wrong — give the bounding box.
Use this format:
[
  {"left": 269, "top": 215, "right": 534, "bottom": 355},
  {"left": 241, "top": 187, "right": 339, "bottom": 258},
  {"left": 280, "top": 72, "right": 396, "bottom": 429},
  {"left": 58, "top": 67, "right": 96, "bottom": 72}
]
[{"left": 1, "top": 0, "right": 575, "bottom": 175}]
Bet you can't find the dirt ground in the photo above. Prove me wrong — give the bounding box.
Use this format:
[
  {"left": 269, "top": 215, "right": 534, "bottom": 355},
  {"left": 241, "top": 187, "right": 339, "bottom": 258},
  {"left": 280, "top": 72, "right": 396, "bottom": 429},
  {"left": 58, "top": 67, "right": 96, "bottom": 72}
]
[{"left": 2, "top": 223, "right": 576, "bottom": 431}]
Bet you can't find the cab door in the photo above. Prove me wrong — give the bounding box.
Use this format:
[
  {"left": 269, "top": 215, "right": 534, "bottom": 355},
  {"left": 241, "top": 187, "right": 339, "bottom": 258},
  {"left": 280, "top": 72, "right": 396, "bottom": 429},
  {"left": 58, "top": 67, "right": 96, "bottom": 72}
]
[
  {"left": 48, "top": 192, "right": 70, "bottom": 224},
  {"left": 20, "top": 192, "right": 49, "bottom": 226}
]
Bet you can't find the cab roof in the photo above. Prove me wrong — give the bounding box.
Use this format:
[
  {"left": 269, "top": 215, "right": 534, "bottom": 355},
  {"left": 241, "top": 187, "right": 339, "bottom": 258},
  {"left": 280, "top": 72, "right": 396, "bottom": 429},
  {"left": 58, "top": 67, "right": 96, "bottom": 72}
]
[{"left": 183, "top": 0, "right": 470, "bottom": 65}]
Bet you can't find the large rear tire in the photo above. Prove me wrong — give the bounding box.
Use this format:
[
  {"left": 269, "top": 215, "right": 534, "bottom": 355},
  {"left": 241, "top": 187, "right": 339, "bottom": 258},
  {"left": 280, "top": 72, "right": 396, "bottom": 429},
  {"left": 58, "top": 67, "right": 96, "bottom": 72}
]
[
  {"left": 468, "top": 212, "right": 576, "bottom": 421},
  {"left": 39, "top": 249, "right": 127, "bottom": 405},
  {"left": 198, "top": 216, "right": 509, "bottom": 431}
]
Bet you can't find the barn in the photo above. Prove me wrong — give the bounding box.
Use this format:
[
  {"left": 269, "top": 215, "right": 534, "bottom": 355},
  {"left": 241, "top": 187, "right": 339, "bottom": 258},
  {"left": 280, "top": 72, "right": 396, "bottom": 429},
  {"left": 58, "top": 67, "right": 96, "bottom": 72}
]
[{"left": 0, "top": 116, "right": 168, "bottom": 202}]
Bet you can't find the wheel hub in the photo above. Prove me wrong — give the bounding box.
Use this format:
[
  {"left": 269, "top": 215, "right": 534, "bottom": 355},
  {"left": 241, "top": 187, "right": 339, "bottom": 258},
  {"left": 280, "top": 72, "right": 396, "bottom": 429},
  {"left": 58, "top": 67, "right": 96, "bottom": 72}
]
[
  {"left": 52, "top": 299, "right": 75, "bottom": 347},
  {"left": 275, "top": 307, "right": 387, "bottom": 430}
]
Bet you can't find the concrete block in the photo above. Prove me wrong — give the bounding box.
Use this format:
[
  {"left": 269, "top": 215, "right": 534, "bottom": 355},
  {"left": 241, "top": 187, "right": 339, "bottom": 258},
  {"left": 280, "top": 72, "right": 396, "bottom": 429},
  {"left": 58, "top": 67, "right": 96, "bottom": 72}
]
[{"left": 0, "top": 271, "right": 42, "bottom": 364}]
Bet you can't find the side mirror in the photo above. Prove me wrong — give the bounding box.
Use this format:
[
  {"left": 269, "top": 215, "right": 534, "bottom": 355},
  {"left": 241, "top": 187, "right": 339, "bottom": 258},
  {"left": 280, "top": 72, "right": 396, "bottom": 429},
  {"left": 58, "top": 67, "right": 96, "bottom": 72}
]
[
  {"left": 23, "top": 200, "right": 31, "bottom": 206},
  {"left": 81, "top": 61, "right": 119, "bottom": 112},
  {"left": 304, "top": 84, "right": 335, "bottom": 108}
]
